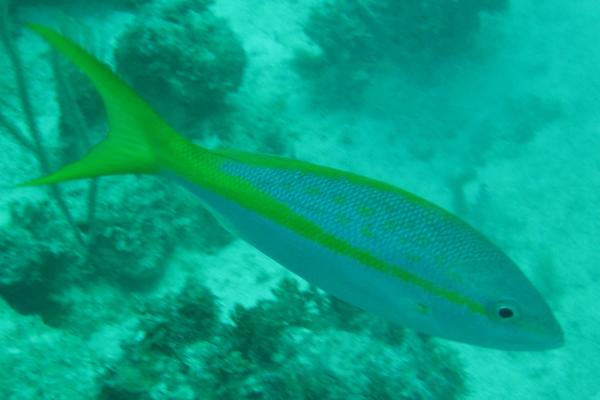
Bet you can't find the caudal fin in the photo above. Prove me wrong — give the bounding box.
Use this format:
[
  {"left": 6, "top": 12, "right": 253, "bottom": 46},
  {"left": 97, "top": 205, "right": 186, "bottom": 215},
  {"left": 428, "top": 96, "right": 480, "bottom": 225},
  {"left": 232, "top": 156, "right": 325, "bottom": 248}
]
[{"left": 20, "top": 24, "right": 187, "bottom": 186}]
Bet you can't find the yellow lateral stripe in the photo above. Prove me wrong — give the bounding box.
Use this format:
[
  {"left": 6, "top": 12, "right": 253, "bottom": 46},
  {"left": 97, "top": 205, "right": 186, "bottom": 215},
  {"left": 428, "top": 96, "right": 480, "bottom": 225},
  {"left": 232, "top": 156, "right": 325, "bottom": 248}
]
[
  {"left": 176, "top": 147, "right": 487, "bottom": 316},
  {"left": 26, "top": 24, "right": 486, "bottom": 318}
]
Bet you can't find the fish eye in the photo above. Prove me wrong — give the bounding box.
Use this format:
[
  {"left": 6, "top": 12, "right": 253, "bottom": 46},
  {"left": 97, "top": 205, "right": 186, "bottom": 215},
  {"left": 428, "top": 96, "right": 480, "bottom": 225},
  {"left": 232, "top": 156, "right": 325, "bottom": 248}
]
[
  {"left": 497, "top": 306, "right": 515, "bottom": 319},
  {"left": 490, "top": 300, "right": 519, "bottom": 321}
]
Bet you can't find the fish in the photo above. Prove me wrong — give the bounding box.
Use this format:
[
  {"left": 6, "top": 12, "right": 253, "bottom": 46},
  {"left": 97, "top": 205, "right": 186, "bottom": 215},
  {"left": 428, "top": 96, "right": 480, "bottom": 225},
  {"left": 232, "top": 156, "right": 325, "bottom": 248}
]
[{"left": 19, "top": 24, "right": 563, "bottom": 350}]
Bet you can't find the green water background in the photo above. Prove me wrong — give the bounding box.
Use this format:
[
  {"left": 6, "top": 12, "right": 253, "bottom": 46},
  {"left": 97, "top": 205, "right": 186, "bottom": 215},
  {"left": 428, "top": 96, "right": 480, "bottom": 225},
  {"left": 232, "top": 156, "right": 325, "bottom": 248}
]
[{"left": 0, "top": 0, "right": 598, "bottom": 399}]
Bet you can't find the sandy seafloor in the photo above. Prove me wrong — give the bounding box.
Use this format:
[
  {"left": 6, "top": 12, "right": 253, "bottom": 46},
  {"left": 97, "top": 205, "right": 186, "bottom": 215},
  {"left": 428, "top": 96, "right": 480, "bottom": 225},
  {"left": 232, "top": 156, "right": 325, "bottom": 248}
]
[{"left": 1, "top": 0, "right": 600, "bottom": 399}]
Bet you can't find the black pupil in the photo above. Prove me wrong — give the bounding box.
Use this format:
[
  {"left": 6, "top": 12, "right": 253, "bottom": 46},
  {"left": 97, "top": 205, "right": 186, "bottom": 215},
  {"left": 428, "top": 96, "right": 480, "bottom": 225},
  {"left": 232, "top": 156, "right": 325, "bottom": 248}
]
[{"left": 498, "top": 307, "right": 514, "bottom": 319}]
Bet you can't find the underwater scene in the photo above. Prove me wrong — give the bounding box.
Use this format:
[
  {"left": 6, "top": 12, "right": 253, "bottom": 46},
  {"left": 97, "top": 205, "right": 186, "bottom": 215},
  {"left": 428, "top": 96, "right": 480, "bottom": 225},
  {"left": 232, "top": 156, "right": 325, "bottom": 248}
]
[{"left": 0, "top": 0, "right": 598, "bottom": 398}]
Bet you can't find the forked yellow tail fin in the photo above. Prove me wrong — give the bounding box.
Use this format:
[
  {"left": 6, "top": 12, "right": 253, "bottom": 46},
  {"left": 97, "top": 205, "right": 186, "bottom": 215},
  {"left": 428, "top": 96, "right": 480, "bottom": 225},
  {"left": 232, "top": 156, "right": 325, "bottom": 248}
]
[{"left": 20, "top": 23, "right": 186, "bottom": 186}]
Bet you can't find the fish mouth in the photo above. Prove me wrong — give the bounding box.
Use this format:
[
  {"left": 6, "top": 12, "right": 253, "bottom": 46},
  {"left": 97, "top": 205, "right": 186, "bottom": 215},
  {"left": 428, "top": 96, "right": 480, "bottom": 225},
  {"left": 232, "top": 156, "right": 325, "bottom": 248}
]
[
  {"left": 484, "top": 315, "right": 565, "bottom": 351},
  {"left": 531, "top": 332, "right": 564, "bottom": 351},
  {"left": 516, "top": 321, "right": 565, "bottom": 351},
  {"left": 489, "top": 332, "right": 564, "bottom": 351},
  {"left": 541, "top": 314, "right": 565, "bottom": 350},
  {"left": 544, "top": 327, "right": 565, "bottom": 350},
  {"left": 548, "top": 335, "right": 565, "bottom": 349},
  {"left": 521, "top": 321, "right": 565, "bottom": 351}
]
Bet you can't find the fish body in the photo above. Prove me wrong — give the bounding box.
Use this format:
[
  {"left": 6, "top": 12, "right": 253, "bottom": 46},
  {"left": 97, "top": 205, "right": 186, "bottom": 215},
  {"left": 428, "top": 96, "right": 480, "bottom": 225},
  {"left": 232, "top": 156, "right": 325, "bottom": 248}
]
[{"left": 21, "top": 24, "right": 563, "bottom": 350}]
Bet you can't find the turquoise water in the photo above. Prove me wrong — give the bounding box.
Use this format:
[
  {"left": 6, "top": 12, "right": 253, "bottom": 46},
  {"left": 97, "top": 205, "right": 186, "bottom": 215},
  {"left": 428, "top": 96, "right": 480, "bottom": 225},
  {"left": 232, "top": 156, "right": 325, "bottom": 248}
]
[{"left": 1, "top": 0, "right": 598, "bottom": 398}]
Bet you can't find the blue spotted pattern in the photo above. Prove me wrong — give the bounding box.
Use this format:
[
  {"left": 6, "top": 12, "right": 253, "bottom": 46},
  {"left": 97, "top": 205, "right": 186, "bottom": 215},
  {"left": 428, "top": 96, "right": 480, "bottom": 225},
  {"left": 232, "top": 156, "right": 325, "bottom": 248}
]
[{"left": 221, "top": 161, "right": 505, "bottom": 292}]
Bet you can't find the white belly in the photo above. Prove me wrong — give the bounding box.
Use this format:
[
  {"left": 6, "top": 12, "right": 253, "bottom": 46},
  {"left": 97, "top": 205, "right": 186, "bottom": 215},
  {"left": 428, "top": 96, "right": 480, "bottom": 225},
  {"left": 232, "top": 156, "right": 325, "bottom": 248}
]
[{"left": 173, "top": 176, "right": 440, "bottom": 334}]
